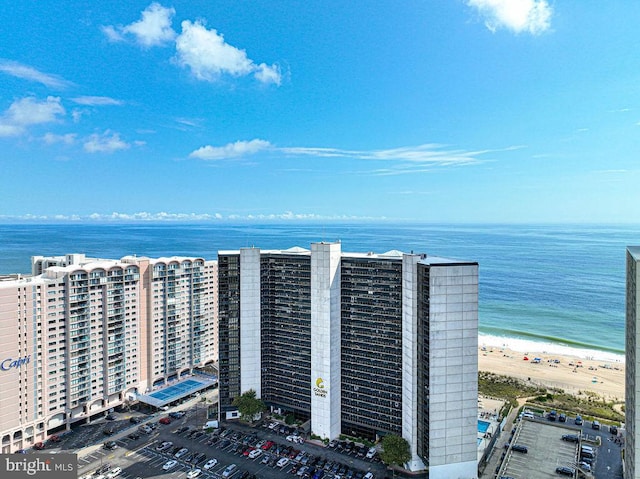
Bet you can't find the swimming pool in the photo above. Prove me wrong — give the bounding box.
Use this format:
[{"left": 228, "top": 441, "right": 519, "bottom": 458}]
[{"left": 478, "top": 420, "right": 491, "bottom": 434}]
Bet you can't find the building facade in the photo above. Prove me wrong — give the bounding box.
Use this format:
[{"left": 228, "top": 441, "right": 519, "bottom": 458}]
[
  {"left": 218, "top": 243, "right": 478, "bottom": 477},
  {"left": 626, "top": 246, "right": 640, "bottom": 479},
  {"left": 0, "top": 253, "right": 217, "bottom": 453}
]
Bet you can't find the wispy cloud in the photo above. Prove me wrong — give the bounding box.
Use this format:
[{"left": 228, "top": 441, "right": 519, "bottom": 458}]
[
  {"left": 0, "top": 60, "right": 72, "bottom": 89},
  {"left": 467, "top": 0, "right": 552, "bottom": 35},
  {"left": 71, "top": 96, "right": 124, "bottom": 106},
  {"left": 174, "top": 20, "right": 281, "bottom": 85},
  {"left": 43, "top": 132, "right": 77, "bottom": 145},
  {"left": 189, "top": 139, "right": 519, "bottom": 168},
  {"left": 83, "top": 130, "right": 130, "bottom": 153},
  {"left": 0, "top": 96, "right": 65, "bottom": 137},
  {"left": 103, "top": 3, "right": 176, "bottom": 47}
]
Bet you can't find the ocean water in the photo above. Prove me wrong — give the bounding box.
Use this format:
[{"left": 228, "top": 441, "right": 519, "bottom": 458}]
[{"left": 2, "top": 222, "right": 639, "bottom": 359}]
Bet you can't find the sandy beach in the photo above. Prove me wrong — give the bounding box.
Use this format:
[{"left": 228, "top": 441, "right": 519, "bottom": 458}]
[{"left": 478, "top": 344, "right": 625, "bottom": 402}]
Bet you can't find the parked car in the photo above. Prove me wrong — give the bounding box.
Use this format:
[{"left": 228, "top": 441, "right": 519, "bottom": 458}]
[
  {"left": 611, "top": 425, "right": 619, "bottom": 435},
  {"left": 575, "top": 415, "right": 583, "bottom": 425},
  {"left": 33, "top": 442, "right": 45, "bottom": 450},
  {"left": 104, "top": 441, "right": 118, "bottom": 450},
  {"left": 129, "top": 417, "right": 141, "bottom": 424},
  {"left": 186, "top": 469, "right": 202, "bottom": 479},
  {"left": 103, "top": 427, "right": 115, "bottom": 436},
  {"left": 128, "top": 433, "right": 141, "bottom": 440},
  {"left": 277, "top": 457, "right": 290, "bottom": 468},
  {"left": 221, "top": 464, "right": 237, "bottom": 478},
  {"left": 175, "top": 447, "right": 189, "bottom": 458},
  {"left": 366, "top": 447, "right": 377, "bottom": 459},
  {"left": 248, "top": 448, "right": 262, "bottom": 459},
  {"left": 203, "top": 459, "right": 218, "bottom": 470},
  {"left": 592, "top": 420, "right": 601, "bottom": 430},
  {"left": 106, "top": 467, "right": 122, "bottom": 479},
  {"left": 162, "top": 460, "right": 178, "bottom": 471},
  {"left": 555, "top": 466, "right": 575, "bottom": 476},
  {"left": 156, "top": 441, "right": 173, "bottom": 452},
  {"left": 561, "top": 434, "right": 579, "bottom": 443},
  {"left": 159, "top": 417, "right": 172, "bottom": 425},
  {"left": 559, "top": 413, "right": 566, "bottom": 422}
]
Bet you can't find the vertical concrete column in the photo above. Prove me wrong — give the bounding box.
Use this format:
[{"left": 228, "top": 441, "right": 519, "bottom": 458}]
[
  {"left": 310, "top": 242, "right": 342, "bottom": 439},
  {"left": 401, "top": 254, "right": 425, "bottom": 471},
  {"left": 428, "top": 263, "right": 478, "bottom": 479},
  {"left": 240, "top": 248, "right": 262, "bottom": 397}
]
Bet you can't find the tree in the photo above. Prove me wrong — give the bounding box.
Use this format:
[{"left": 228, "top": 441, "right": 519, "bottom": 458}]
[
  {"left": 380, "top": 434, "right": 411, "bottom": 477},
  {"left": 232, "top": 389, "right": 266, "bottom": 423}
]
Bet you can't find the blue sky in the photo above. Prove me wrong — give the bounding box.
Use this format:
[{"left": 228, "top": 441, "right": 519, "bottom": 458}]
[{"left": 1, "top": 1, "right": 639, "bottom": 223}]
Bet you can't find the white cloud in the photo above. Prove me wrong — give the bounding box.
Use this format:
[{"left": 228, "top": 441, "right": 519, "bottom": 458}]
[
  {"left": 103, "top": 2, "right": 176, "bottom": 47},
  {"left": 175, "top": 20, "right": 282, "bottom": 85},
  {"left": 254, "top": 63, "right": 282, "bottom": 86},
  {"left": 101, "top": 25, "right": 125, "bottom": 43},
  {"left": 43, "top": 132, "right": 76, "bottom": 145},
  {"left": 467, "top": 0, "right": 552, "bottom": 35},
  {"left": 0, "top": 96, "right": 65, "bottom": 136},
  {"left": 0, "top": 211, "right": 382, "bottom": 223},
  {"left": 71, "top": 96, "right": 124, "bottom": 106},
  {"left": 123, "top": 2, "right": 176, "bottom": 47},
  {"left": 83, "top": 130, "right": 130, "bottom": 153},
  {"left": 189, "top": 139, "right": 272, "bottom": 160},
  {"left": 0, "top": 60, "right": 72, "bottom": 89}
]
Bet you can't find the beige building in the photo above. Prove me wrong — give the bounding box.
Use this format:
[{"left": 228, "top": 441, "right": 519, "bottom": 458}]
[{"left": 0, "top": 254, "right": 217, "bottom": 453}]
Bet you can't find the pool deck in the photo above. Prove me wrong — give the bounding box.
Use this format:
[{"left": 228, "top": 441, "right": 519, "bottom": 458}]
[{"left": 477, "top": 396, "right": 504, "bottom": 462}]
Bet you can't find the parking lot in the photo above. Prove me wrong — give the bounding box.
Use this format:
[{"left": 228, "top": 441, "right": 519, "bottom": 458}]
[
  {"left": 74, "top": 405, "right": 387, "bottom": 479},
  {"left": 494, "top": 410, "right": 624, "bottom": 479}
]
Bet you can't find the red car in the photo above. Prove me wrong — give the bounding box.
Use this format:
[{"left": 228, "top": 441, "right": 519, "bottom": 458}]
[
  {"left": 261, "top": 440, "right": 274, "bottom": 450},
  {"left": 159, "top": 417, "right": 172, "bottom": 425},
  {"left": 33, "top": 442, "right": 45, "bottom": 450},
  {"left": 242, "top": 446, "right": 255, "bottom": 456}
]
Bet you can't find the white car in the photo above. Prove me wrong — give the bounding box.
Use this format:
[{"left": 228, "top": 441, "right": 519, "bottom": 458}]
[
  {"left": 106, "top": 467, "right": 122, "bottom": 479},
  {"left": 221, "top": 464, "right": 237, "bottom": 477},
  {"left": 277, "top": 457, "right": 290, "bottom": 468},
  {"left": 162, "top": 460, "right": 178, "bottom": 471},
  {"left": 175, "top": 447, "right": 189, "bottom": 458},
  {"left": 203, "top": 458, "right": 218, "bottom": 470},
  {"left": 248, "top": 448, "right": 262, "bottom": 459},
  {"left": 365, "top": 447, "right": 377, "bottom": 459},
  {"left": 156, "top": 441, "right": 173, "bottom": 451},
  {"left": 364, "top": 473, "right": 375, "bottom": 479},
  {"left": 186, "top": 468, "right": 202, "bottom": 479}
]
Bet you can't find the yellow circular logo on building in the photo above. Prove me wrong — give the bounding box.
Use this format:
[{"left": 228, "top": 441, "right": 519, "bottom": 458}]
[{"left": 315, "top": 377, "right": 325, "bottom": 389}]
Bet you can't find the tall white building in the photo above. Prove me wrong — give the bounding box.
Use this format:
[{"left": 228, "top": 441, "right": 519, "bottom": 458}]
[
  {"left": 0, "top": 253, "right": 217, "bottom": 453},
  {"left": 626, "top": 246, "right": 640, "bottom": 479},
  {"left": 218, "top": 242, "right": 479, "bottom": 478}
]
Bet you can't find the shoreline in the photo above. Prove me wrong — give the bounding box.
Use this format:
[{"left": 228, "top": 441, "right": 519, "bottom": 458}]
[
  {"left": 479, "top": 333, "right": 625, "bottom": 363},
  {"left": 478, "top": 336, "right": 625, "bottom": 401}
]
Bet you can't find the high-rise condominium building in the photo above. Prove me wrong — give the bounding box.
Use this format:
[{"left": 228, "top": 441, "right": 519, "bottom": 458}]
[
  {"left": 626, "top": 246, "right": 640, "bottom": 479},
  {"left": 0, "top": 253, "right": 217, "bottom": 453},
  {"left": 218, "top": 242, "right": 478, "bottom": 478}
]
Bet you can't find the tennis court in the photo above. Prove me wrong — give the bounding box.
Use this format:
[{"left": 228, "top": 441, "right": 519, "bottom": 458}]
[{"left": 137, "top": 376, "right": 217, "bottom": 408}]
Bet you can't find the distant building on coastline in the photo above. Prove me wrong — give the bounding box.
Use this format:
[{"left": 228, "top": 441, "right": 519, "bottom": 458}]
[
  {"left": 217, "top": 242, "right": 479, "bottom": 478},
  {"left": 0, "top": 253, "right": 217, "bottom": 453},
  {"left": 626, "top": 246, "right": 640, "bottom": 479}
]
